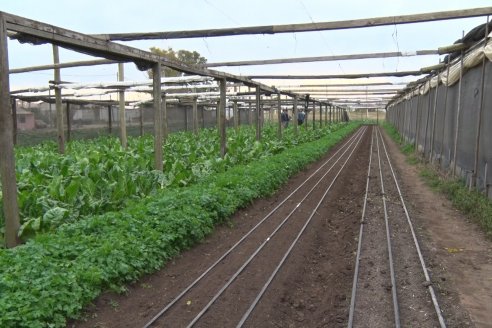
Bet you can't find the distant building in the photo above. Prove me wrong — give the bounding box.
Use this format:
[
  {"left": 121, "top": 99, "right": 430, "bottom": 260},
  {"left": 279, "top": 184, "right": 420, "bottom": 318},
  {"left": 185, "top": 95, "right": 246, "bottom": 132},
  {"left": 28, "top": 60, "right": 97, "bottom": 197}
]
[{"left": 16, "top": 108, "right": 35, "bottom": 130}]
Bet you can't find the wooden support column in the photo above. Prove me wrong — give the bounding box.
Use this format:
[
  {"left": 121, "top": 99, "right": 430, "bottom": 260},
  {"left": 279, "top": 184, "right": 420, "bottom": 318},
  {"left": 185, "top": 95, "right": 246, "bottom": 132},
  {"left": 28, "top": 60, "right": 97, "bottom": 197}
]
[
  {"left": 108, "top": 105, "right": 112, "bottom": 134},
  {"left": 329, "top": 105, "right": 332, "bottom": 123},
  {"left": 313, "top": 101, "right": 316, "bottom": 130},
  {"left": 277, "top": 93, "right": 282, "bottom": 139},
  {"left": 233, "top": 100, "right": 239, "bottom": 133},
  {"left": 472, "top": 20, "right": 489, "bottom": 189},
  {"left": 0, "top": 14, "right": 20, "bottom": 248},
  {"left": 430, "top": 75, "right": 440, "bottom": 163},
  {"left": 139, "top": 106, "right": 144, "bottom": 136},
  {"left": 192, "top": 96, "right": 198, "bottom": 135},
  {"left": 184, "top": 105, "right": 189, "bottom": 131},
  {"left": 11, "top": 98, "right": 16, "bottom": 145},
  {"left": 319, "top": 103, "right": 322, "bottom": 128},
  {"left": 52, "top": 45, "right": 65, "bottom": 153},
  {"left": 255, "top": 87, "right": 261, "bottom": 141},
  {"left": 219, "top": 78, "right": 227, "bottom": 157},
  {"left": 325, "top": 104, "right": 328, "bottom": 126},
  {"left": 66, "top": 102, "right": 71, "bottom": 142},
  {"left": 452, "top": 49, "right": 464, "bottom": 176},
  {"left": 439, "top": 57, "right": 451, "bottom": 162},
  {"left": 118, "top": 63, "right": 127, "bottom": 148},
  {"left": 293, "top": 96, "right": 299, "bottom": 135},
  {"left": 201, "top": 105, "right": 205, "bottom": 129},
  {"left": 162, "top": 94, "right": 168, "bottom": 139},
  {"left": 152, "top": 62, "right": 163, "bottom": 171}
]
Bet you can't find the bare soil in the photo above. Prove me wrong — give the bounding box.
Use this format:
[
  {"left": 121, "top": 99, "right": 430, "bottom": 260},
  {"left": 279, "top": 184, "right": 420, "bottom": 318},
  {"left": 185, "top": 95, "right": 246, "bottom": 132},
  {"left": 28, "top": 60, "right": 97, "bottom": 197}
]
[{"left": 68, "top": 126, "right": 492, "bottom": 328}]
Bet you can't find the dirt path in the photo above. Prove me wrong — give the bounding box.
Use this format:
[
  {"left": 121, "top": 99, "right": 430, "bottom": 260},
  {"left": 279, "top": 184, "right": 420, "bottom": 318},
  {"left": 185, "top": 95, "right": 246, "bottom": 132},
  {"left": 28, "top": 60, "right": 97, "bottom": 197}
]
[
  {"left": 69, "top": 126, "right": 492, "bottom": 328},
  {"left": 380, "top": 130, "right": 492, "bottom": 328}
]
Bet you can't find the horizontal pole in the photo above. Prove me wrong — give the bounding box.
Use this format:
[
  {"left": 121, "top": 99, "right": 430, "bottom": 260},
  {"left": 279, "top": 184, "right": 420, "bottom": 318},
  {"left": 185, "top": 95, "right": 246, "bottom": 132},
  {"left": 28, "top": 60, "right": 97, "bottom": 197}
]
[
  {"left": 282, "top": 88, "right": 401, "bottom": 93},
  {"left": 205, "top": 50, "right": 438, "bottom": 67},
  {"left": 248, "top": 70, "right": 424, "bottom": 79},
  {"left": 93, "top": 7, "right": 492, "bottom": 41},
  {"left": 9, "top": 59, "right": 119, "bottom": 74},
  {"left": 2, "top": 12, "right": 279, "bottom": 94},
  {"left": 279, "top": 82, "right": 403, "bottom": 87}
]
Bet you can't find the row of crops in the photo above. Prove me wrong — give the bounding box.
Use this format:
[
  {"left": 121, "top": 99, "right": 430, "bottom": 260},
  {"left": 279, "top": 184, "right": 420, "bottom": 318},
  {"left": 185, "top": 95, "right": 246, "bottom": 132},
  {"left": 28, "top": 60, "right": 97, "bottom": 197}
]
[
  {"left": 0, "top": 122, "right": 360, "bottom": 327},
  {"left": 1, "top": 124, "right": 337, "bottom": 242}
]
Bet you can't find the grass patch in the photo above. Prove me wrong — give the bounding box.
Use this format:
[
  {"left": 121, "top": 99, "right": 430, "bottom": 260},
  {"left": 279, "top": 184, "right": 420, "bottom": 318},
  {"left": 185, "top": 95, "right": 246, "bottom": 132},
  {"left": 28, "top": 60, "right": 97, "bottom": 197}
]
[{"left": 382, "top": 122, "right": 492, "bottom": 238}]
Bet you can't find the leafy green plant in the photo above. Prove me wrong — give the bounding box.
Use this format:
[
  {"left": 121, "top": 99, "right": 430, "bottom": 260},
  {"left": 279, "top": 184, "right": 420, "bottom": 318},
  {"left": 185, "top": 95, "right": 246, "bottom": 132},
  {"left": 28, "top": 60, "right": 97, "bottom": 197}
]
[{"left": 0, "top": 122, "right": 360, "bottom": 327}]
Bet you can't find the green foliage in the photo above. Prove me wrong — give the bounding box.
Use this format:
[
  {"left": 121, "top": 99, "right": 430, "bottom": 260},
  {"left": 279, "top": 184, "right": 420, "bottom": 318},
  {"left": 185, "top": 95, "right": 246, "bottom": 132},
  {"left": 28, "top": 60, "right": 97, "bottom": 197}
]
[
  {"left": 383, "top": 122, "right": 492, "bottom": 238},
  {"left": 148, "top": 47, "right": 207, "bottom": 78},
  {"left": 0, "top": 122, "right": 359, "bottom": 327},
  {"left": 419, "top": 167, "right": 492, "bottom": 237},
  {"left": 2, "top": 123, "right": 349, "bottom": 241}
]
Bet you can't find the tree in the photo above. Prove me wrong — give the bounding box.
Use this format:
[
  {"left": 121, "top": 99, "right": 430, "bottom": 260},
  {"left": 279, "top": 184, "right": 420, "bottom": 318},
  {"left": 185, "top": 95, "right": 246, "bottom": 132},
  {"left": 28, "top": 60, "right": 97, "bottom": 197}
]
[{"left": 148, "top": 47, "right": 207, "bottom": 78}]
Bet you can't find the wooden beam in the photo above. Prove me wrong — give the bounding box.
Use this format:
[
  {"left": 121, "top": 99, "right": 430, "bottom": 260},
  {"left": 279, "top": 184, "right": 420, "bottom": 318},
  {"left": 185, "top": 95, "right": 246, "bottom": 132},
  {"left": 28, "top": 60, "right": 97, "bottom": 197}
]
[
  {"left": 118, "top": 63, "right": 127, "bottom": 148},
  {"left": 3, "top": 12, "right": 279, "bottom": 93},
  {"left": 152, "top": 62, "right": 163, "bottom": 171},
  {"left": 248, "top": 70, "right": 423, "bottom": 79},
  {"left": 282, "top": 82, "right": 398, "bottom": 87},
  {"left": 192, "top": 97, "right": 198, "bottom": 135},
  {"left": 66, "top": 102, "right": 71, "bottom": 142},
  {"left": 205, "top": 50, "right": 438, "bottom": 67},
  {"left": 0, "top": 14, "right": 20, "bottom": 248},
  {"left": 94, "top": 7, "right": 492, "bottom": 40},
  {"left": 108, "top": 105, "right": 112, "bottom": 134},
  {"left": 277, "top": 94, "right": 282, "bottom": 139},
  {"left": 255, "top": 87, "right": 261, "bottom": 141},
  {"left": 52, "top": 45, "right": 65, "bottom": 153},
  {"left": 11, "top": 98, "right": 16, "bottom": 145},
  {"left": 219, "top": 79, "right": 227, "bottom": 157},
  {"left": 287, "top": 90, "right": 398, "bottom": 95},
  {"left": 233, "top": 99, "right": 238, "bottom": 133},
  {"left": 282, "top": 88, "right": 402, "bottom": 92},
  {"left": 293, "top": 96, "right": 299, "bottom": 135},
  {"left": 9, "top": 59, "right": 119, "bottom": 74}
]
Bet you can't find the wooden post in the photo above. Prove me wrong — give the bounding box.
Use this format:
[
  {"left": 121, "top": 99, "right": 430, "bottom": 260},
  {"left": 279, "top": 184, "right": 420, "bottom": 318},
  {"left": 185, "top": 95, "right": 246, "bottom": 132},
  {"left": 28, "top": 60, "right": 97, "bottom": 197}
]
[
  {"left": 219, "top": 78, "right": 227, "bottom": 157},
  {"left": 52, "top": 45, "right": 65, "bottom": 153},
  {"left": 255, "top": 87, "right": 261, "bottom": 141},
  {"left": 414, "top": 91, "right": 422, "bottom": 153},
  {"left": 277, "top": 93, "right": 282, "bottom": 139},
  {"left": 11, "top": 98, "right": 17, "bottom": 145},
  {"left": 233, "top": 100, "right": 239, "bottom": 133},
  {"left": 430, "top": 75, "right": 440, "bottom": 163},
  {"left": 439, "top": 56, "right": 451, "bottom": 163},
  {"left": 0, "top": 14, "right": 20, "bottom": 247},
  {"left": 184, "top": 105, "right": 189, "bottom": 131},
  {"left": 152, "top": 62, "right": 163, "bottom": 171},
  {"left": 325, "top": 104, "right": 328, "bottom": 126},
  {"left": 192, "top": 96, "right": 198, "bottom": 135},
  {"left": 472, "top": 19, "right": 489, "bottom": 189},
  {"left": 452, "top": 49, "right": 465, "bottom": 176},
  {"left": 139, "top": 106, "right": 144, "bottom": 136},
  {"left": 108, "top": 105, "right": 112, "bottom": 134},
  {"left": 118, "top": 63, "right": 127, "bottom": 148},
  {"left": 201, "top": 105, "right": 205, "bottom": 129},
  {"left": 293, "top": 96, "right": 299, "bottom": 135},
  {"left": 66, "top": 102, "right": 71, "bottom": 142},
  {"left": 329, "top": 105, "right": 332, "bottom": 123},
  {"left": 319, "top": 103, "right": 322, "bottom": 128},
  {"left": 162, "top": 94, "right": 168, "bottom": 139}
]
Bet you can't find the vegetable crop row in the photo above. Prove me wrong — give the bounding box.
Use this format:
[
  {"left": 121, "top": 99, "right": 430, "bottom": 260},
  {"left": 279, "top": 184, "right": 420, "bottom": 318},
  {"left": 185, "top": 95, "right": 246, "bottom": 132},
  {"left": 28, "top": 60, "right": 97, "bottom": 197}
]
[
  {"left": 1, "top": 123, "right": 344, "bottom": 241},
  {"left": 0, "top": 122, "right": 360, "bottom": 328}
]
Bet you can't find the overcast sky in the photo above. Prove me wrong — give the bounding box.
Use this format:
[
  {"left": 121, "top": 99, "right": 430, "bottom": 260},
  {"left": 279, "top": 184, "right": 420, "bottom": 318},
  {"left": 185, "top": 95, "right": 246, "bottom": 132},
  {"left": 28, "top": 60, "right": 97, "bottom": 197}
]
[{"left": 2, "top": 0, "right": 491, "bottom": 90}]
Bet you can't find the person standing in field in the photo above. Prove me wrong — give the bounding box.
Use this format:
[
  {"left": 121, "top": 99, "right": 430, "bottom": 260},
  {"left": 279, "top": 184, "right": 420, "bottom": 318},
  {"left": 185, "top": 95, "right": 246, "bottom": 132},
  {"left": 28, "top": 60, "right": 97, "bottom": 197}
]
[
  {"left": 297, "top": 110, "right": 306, "bottom": 125},
  {"left": 281, "top": 108, "right": 290, "bottom": 128}
]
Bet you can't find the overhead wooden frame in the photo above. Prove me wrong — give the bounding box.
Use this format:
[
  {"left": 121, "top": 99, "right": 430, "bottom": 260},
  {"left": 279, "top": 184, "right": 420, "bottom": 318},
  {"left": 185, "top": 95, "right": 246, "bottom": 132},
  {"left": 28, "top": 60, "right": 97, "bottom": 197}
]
[{"left": 93, "top": 7, "right": 492, "bottom": 41}]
